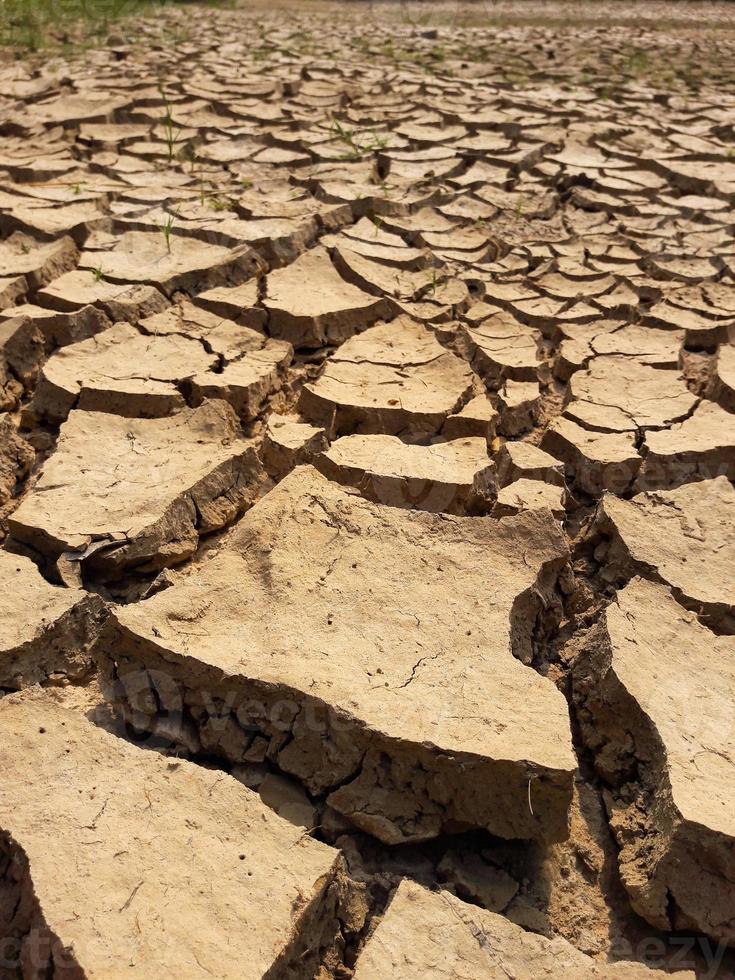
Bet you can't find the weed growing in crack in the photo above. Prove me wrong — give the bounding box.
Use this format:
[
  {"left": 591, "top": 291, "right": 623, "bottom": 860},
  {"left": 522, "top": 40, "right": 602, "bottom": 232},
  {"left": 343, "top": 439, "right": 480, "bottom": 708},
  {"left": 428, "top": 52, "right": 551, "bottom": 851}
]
[
  {"left": 157, "top": 215, "right": 175, "bottom": 254},
  {"left": 330, "top": 117, "right": 362, "bottom": 159},
  {"left": 626, "top": 46, "right": 649, "bottom": 76},
  {"left": 158, "top": 84, "right": 180, "bottom": 164},
  {"left": 208, "top": 196, "right": 234, "bottom": 213},
  {"left": 330, "top": 117, "right": 389, "bottom": 160}
]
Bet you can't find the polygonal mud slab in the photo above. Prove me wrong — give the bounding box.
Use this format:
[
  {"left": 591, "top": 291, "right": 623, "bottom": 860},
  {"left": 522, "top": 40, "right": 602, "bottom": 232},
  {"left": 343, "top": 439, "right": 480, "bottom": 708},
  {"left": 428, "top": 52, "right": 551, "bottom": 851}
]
[
  {"left": 262, "top": 414, "right": 328, "bottom": 480},
  {"left": 0, "top": 301, "right": 109, "bottom": 349},
  {"left": 262, "top": 245, "right": 393, "bottom": 348},
  {"left": 135, "top": 303, "right": 293, "bottom": 419},
  {"left": 0, "top": 234, "right": 78, "bottom": 289},
  {"left": 315, "top": 434, "right": 496, "bottom": 513},
  {"left": 9, "top": 401, "right": 262, "bottom": 581},
  {"left": 573, "top": 577, "right": 735, "bottom": 946},
  {"left": 323, "top": 216, "right": 428, "bottom": 269},
  {"left": 0, "top": 552, "right": 104, "bottom": 689},
  {"left": 190, "top": 342, "right": 292, "bottom": 422},
  {"left": 591, "top": 477, "right": 735, "bottom": 631},
  {"left": 105, "top": 465, "right": 575, "bottom": 845},
  {"left": 462, "top": 310, "right": 542, "bottom": 387},
  {"left": 565, "top": 356, "right": 698, "bottom": 433},
  {"left": 643, "top": 300, "right": 732, "bottom": 347},
  {"left": 636, "top": 399, "right": 734, "bottom": 490},
  {"left": 442, "top": 393, "right": 498, "bottom": 440},
  {"left": 585, "top": 323, "right": 684, "bottom": 366},
  {"left": 497, "top": 380, "right": 541, "bottom": 437},
  {"left": 496, "top": 441, "right": 566, "bottom": 488},
  {"left": 137, "top": 300, "right": 265, "bottom": 358},
  {"left": 0, "top": 692, "right": 348, "bottom": 979},
  {"left": 114, "top": 203, "right": 320, "bottom": 269},
  {"left": 38, "top": 270, "right": 168, "bottom": 322},
  {"left": 331, "top": 245, "right": 448, "bottom": 308},
  {"left": 29, "top": 321, "right": 215, "bottom": 422},
  {"left": 300, "top": 317, "right": 474, "bottom": 439},
  {"left": 352, "top": 880, "right": 686, "bottom": 979},
  {"left": 541, "top": 416, "right": 641, "bottom": 496},
  {"left": 555, "top": 322, "right": 684, "bottom": 380},
  {"left": 2, "top": 197, "right": 108, "bottom": 242},
  {"left": 192, "top": 280, "right": 268, "bottom": 331},
  {"left": 494, "top": 478, "right": 566, "bottom": 519},
  {"left": 79, "top": 231, "right": 261, "bottom": 296}
]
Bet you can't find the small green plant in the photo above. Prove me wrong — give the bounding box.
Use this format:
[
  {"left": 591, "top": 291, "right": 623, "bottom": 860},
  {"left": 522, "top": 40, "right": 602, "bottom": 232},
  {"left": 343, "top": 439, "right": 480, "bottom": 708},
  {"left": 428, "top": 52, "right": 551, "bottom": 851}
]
[
  {"left": 91, "top": 265, "right": 105, "bottom": 283},
  {"left": 365, "top": 132, "right": 390, "bottom": 153},
  {"left": 330, "top": 118, "right": 361, "bottom": 159},
  {"left": 157, "top": 215, "right": 175, "bottom": 254},
  {"left": 330, "top": 118, "right": 389, "bottom": 161},
  {"left": 626, "top": 47, "right": 649, "bottom": 76},
  {"left": 158, "top": 84, "right": 180, "bottom": 164}
]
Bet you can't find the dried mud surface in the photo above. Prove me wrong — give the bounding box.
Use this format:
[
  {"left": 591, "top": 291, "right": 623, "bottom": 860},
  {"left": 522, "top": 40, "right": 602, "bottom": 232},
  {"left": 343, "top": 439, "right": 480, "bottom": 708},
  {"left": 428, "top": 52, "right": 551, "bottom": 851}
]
[{"left": 1, "top": 1, "right": 734, "bottom": 977}]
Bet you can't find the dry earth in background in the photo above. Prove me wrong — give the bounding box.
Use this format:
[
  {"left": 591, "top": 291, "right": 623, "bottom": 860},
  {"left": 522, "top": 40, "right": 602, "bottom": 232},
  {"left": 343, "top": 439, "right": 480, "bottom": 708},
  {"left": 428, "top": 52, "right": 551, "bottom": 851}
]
[{"left": 0, "top": 0, "right": 734, "bottom": 977}]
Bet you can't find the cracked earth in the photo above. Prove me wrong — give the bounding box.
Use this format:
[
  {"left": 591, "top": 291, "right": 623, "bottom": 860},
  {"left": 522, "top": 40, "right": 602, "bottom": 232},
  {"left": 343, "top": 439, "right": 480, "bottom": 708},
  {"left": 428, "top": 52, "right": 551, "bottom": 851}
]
[{"left": 0, "top": 1, "right": 734, "bottom": 976}]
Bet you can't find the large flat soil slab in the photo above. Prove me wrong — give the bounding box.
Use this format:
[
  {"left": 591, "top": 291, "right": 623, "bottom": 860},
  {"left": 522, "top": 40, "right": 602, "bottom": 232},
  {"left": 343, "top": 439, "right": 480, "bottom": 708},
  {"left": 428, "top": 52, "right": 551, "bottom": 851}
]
[
  {"left": 300, "top": 317, "right": 474, "bottom": 438},
  {"left": 352, "top": 880, "right": 691, "bottom": 979},
  {"left": 0, "top": 551, "right": 103, "bottom": 689},
  {"left": 9, "top": 401, "right": 262, "bottom": 580},
  {"left": 574, "top": 577, "right": 735, "bottom": 946},
  {"left": 106, "top": 465, "right": 575, "bottom": 845},
  {"left": 314, "top": 433, "right": 495, "bottom": 513},
  {"left": 0, "top": 691, "right": 346, "bottom": 979},
  {"left": 591, "top": 476, "right": 735, "bottom": 631}
]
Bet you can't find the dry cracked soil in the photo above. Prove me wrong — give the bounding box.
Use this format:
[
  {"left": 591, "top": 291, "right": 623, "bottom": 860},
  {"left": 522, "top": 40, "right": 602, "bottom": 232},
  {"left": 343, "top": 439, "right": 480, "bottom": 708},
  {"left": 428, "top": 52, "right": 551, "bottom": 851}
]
[{"left": 0, "top": 0, "right": 734, "bottom": 977}]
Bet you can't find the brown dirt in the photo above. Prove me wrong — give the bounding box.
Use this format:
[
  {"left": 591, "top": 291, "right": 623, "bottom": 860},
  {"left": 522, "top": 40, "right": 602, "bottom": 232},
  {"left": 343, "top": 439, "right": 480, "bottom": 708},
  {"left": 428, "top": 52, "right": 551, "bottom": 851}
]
[{"left": 0, "top": 1, "right": 734, "bottom": 977}]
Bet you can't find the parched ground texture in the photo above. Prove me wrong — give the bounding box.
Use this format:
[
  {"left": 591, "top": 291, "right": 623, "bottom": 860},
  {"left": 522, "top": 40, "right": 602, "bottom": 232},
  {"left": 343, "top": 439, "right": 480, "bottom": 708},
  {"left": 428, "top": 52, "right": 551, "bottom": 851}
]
[{"left": 1, "top": 0, "right": 735, "bottom": 977}]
